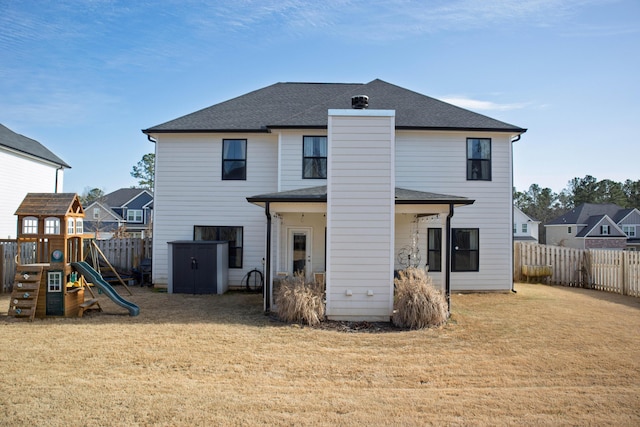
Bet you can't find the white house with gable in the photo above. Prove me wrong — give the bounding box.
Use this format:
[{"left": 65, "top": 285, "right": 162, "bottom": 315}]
[
  {"left": 143, "top": 79, "right": 526, "bottom": 321},
  {"left": 0, "top": 124, "right": 70, "bottom": 239}
]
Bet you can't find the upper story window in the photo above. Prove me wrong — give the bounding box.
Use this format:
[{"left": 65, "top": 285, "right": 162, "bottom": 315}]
[
  {"left": 93, "top": 208, "right": 100, "bottom": 219},
  {"left": 303, "top": 136, "right": 327, "bottom": 179},
  {"left": 75, "top": 219, "right": 83, "bottom": 234},
  {"left": 67, "top": 218, "right": 74, "bottom": 235},
  {"left": 622, "top": 225, "right": 636, "bottom": 237},
  {"left": 44, "top": 217, "right": 60, "bottom": 234},
  {"left": 452, "top": 228, "right": 479, "bottom": 272},
  {"left": 568, "top": 227, "right": 572, "bottom": 234},
  {"left": 601, "top": 225, "right": 610, "bottom": 235},
  {"left": 467, "top": 138, "right": 491, "bottom": 181},
  {"left": 22, "top": 217, "right": 38, "bottom": 234},
  {"left": 127, "top": 209, "right": 143, "bottom": 223},
  {"left": 222, "top": 139, "right": 247, "bottom": 180},
  {"left": 522, "top": 223, "right": 528, "bottom": 233}
]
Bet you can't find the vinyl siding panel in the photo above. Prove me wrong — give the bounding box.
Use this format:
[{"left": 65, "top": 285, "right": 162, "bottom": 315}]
[
  {"left": 395, "top": 131, "right": 514, "bottom": 291},
  {"left": 0, "top": 149, "right": 62, "bottom": 239},
  {"left": 152, "top": 133, "right": 277, "bottom": 288},
  {"left": 326, "top": 112, "right": 395, "bottom": 321}
]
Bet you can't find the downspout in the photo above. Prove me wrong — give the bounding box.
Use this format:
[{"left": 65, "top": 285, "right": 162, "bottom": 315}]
[
  {"left": 264, "top": 202, "right": 272, "bottom": 313},
  {"left": 445, "top": 203, "right": 454, "bottom": 314},
  {"left": 510, "top": 134, "right": 521, "bottom": 293},
  {"left": 54, "top": 166, "right": 64, "bottom": 193}
]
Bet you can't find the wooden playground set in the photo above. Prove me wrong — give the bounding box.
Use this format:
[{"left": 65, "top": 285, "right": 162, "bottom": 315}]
[{"left": 7, "top": 193, "right": 139, "bottom": 321}]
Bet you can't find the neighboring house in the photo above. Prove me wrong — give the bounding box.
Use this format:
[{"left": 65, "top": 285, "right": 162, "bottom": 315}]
[
  {"left": 513, "top": 206, "right": 540, "bottom": 243},
  {"left": 142, "top": 79, "right": 526, "bottom": 321},
  {"left": 0, "top": 123, "right": 70, "bottom": 239},
  {"left": 83, "top": 188, "right": 153, "bottom": 239},
  {"left": 546, "top": 203, "right": 640, "bottom": 250}
]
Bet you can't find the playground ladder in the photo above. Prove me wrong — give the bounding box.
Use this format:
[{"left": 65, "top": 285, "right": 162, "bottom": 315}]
[{"left": 7, "top": 266, "right": 44, "bottom": 321}]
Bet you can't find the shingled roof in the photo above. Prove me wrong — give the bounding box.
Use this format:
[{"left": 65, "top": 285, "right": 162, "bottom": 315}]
[
  {"left": 547, "top": 203, "right": 628, "bottom": 225},
  {"left": 143, "top": 79, "right": 526, "bottom": 134},
  {"left": 14, "top": 193, "right": 84, "bottom": 216},
  {"left": 0, "top": 123, "right": 70, "bottom": 168},
  {"left": 247, "top": 186, "right": 474, "bottom": 206}
]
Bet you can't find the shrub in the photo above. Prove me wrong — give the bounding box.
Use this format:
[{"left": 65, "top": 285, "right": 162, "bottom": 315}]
[
  {"left": 392, "top": 267, "right": 448, "bottom": 329},
  {"left": 274, "top": 273, "right": 325, "bottom": 326}
]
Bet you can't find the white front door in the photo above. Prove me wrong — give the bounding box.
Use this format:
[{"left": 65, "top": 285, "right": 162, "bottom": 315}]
[{"left": 288, "top": 228, "right": 312, "bottom": 279}]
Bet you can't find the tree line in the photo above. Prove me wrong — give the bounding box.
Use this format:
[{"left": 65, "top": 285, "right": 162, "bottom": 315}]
[{"left": 514, "top": 175, "right": 640, "bottom": 242}]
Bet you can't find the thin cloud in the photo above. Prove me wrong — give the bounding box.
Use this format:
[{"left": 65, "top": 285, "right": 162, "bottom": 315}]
[{"left": 441, "top": 96, "right": 529, "bottom": 111}]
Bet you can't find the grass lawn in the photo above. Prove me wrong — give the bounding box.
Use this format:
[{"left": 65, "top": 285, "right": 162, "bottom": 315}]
[{"left": 1, "top": 283, "right": 639, "bottom": 426}]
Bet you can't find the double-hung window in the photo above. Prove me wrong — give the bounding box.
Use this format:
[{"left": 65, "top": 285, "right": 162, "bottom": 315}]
[
  {"left": 427, "top": 228, "right": 442, "bottom": 272},
  {"left": 194, "top": 226, "right": 243, "bottom": 268},
  {"left": 601, "top": 225, "right": 610, "bottom": 235},
  {"left": 622, "top": 225, "right": 636, "bottom": 237},
  {"left": 303, "top": 136, "right": 327, "bottom": 179},
  {"left": 127, "top": 209, "right": 143, "bottom": 223},
  {"left": 222, "top": 139, "right": 247, "bottom": 180},
  {"left": 522, "top": 223, "right": 528, "bottom": 233},
  {"left": 452, "top": 228, "right": 479, "bottom": 272},
  {"left": 467, "top": 138, "right": 491, "bottom": 181}
]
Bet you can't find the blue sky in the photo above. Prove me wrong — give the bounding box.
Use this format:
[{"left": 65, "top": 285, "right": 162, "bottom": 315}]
[{"left": 1, "top": 0, "right": 638, "bottom": 196}]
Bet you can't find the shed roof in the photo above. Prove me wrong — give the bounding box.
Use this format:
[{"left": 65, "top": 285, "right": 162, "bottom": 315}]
[
  {"left": 15, "top": 193, "right": 84, "bottom": 216},
  {"left": 144, "top": 79, "right": 526, "bottom": 134},
  {"left": 0, "top": 123, "right": 70, "bottom": 168}
]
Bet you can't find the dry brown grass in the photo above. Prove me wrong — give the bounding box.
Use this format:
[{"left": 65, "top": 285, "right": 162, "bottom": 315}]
[
  {"left": 1, "top": 283, "right": 639, "bottom": 426},
  {"left": 393, "top": 267, "right": 448, "bottom": 329}
]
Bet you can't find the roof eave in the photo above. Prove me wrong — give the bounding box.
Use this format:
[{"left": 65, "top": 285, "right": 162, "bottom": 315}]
[{"left": 142, "top": 128, "right": 271, "bottom": 135}]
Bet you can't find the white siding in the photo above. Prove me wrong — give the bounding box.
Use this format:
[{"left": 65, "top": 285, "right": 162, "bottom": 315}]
[
  {"left": 151, "top": 133, "right": 278, "bottom": 287},
  {"left": 279, "top": 130, "right": 328, "bottom": 192},
  {"left": 395, "top": 131, "right": 515, "bottom": 291},
  {"left": 0, "top": 149, "right": 63, "bottom": 239},
  {"left": 326, "top": 111, "right": 395, "bottom": 321}
]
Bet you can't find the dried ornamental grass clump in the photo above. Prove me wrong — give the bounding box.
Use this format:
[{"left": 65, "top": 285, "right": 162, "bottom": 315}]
[
  {"left": 392, "top": 267, "right": 448, "bottom": 329},
  {"left": 274, "top": 273, "right": 325, "bottom": 326}
]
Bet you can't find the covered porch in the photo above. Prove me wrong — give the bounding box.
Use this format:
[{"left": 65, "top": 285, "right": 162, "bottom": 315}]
[{"left": 248, "top": 186, "right": 474, "bottom": 318}]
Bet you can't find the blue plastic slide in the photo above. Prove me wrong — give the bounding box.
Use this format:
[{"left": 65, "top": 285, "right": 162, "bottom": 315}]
[{"left": 71, "top": 261, "right": 140, "bottom": 316}]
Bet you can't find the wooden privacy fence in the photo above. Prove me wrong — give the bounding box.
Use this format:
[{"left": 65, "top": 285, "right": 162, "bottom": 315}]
[
  {"left": 514, "top": 242, "right": 640, "bottom": 297},
  {"left": 1, "top": 238, "right": 152, "bottom": 293},
  {"left": 91, "top": 238, "right": 152, "bottom": 271}
]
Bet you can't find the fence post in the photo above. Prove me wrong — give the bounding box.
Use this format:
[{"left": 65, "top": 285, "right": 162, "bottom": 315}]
[{"left": 0, "top": 244, "right": 4, "bottom": 293}]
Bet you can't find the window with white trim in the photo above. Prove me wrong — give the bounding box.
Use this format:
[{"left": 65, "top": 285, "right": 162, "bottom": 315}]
[
  {"left": 601, "top": 225, "right": 610, "bottom": 235},
  {"left": 127, "top": 209, "right": 143, "bottom": 223},
  {"left": 67, "top": 218, "right": 74, "bottom": 235},
  {"left": 45, "top": 217, "right": 60, "bottom": 234},
  {"left": 75, "top": 219, "right": 83, "bottom": 234},
  {"left": 522, "top": 223, "right": 528, "bottom": 233},
  {"left": 93, "top": 208, "right": 100, "bottom": 219},
  {"left": 622, "top": 225, "right": 636, "bottom": 237},
  {"left": 47, "top": 271, "right": 63, "bottom": 292},
  {"left": 22, "top": 217, "right": 38, "bottom": 234}
]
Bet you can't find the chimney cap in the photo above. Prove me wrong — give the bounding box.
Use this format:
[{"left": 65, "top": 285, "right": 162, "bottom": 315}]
[{"left": 351, "top": 95, "right": 369, "bottom": 109}]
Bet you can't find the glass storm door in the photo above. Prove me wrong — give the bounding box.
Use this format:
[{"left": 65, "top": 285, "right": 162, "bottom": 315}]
[{"left": 289, "top": 229, "right": 311, "bottom": 278}]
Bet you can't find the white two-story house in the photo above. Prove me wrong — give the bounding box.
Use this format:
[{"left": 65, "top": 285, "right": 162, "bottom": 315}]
[
  {"left": 0, "top": 123, "right": 70, "bottom": 239},
  {"left": 143, "top": 79, "right": 526, "bottom": 321}
]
